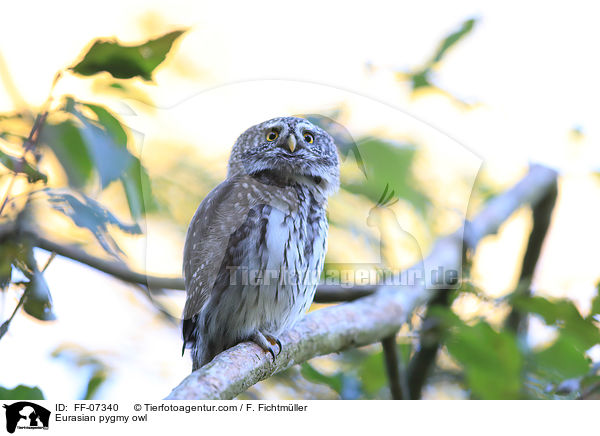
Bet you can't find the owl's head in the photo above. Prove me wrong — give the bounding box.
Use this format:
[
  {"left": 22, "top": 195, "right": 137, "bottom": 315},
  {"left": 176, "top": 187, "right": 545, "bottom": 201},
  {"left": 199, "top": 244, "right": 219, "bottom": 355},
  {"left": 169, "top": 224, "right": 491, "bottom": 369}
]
[{"left": 227, "top": 117, "right": 340, "bottom": 195}]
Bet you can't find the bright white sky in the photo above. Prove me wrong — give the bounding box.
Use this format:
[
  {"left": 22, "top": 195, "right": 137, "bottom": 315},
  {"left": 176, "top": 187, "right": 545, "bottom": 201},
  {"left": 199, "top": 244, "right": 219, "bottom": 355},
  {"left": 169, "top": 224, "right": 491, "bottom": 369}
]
[{"left": 1, "top": 1, "right": 599, "bottom": 399}]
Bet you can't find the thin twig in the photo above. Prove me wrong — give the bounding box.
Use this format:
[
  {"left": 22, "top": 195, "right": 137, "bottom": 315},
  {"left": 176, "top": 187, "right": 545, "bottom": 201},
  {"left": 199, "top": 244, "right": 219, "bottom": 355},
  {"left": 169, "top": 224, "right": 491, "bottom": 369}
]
[
  {"left": 0, "top": 85, "right": 52, "bottom": 216},
  {"left": 0, "top": 174, "right": 16, "bottom": 215},
  {"left": 131, "top": 283, "right": 179, "bottom": 325},
  {"left": 26, "top": 231, "right": 185, "bottom": 290},
  {"left": 406, "top": 288, "right": 451, "bottom": 399},
  {"left": 381, "top": 334, "right": 403, "bottom": 399},
  {"left": 41, "top": 252, "right": 56, "bottom": 272},
  {"left": 405, "top": 226, "right": 472, "bottom": 399},
  {"left": 0, "top": 286, "right": 29, "bottom": 340}
]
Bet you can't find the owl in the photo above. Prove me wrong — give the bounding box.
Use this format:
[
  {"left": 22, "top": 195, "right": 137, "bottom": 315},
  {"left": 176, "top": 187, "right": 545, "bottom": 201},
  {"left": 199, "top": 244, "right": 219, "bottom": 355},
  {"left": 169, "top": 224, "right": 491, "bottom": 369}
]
[{"left": 182, "top": 116, "right": 340, "bottom": 370}]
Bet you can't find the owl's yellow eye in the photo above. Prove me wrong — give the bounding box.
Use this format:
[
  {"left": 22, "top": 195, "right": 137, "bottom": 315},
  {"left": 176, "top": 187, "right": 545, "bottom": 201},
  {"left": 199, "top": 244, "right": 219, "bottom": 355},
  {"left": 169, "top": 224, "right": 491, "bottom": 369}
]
[
  {"left": 303, "top": 132, "right": 314, "bottom": 144},
  {"left": 266, "top": 130, "right": 279, "bottom": 141}
]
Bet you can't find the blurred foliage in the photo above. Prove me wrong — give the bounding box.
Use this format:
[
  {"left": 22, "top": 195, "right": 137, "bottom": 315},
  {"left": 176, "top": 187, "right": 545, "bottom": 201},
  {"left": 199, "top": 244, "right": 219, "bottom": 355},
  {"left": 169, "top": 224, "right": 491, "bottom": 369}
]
[
  {"left": 341, "top": 138, "right": 428, "bottom": 216},
  {"left": 432, "top": 306, "right": 523, "bottom": 399},
  {"left": 425, "top": 283, "right": 600, "bottom": 399},
  {"left": 0, "top": 385, "right": 45, "bottom": 400},
  {"left": 0, "top": 28, "right": 181, "bottom": 310},
  {"left": 298, "top": 285, "right": 600, "bottom": 400},
  {"left": 306, "top": 113, "right": 430, "bottom": 218},
  {"left": 0, "top": 149, "right": 47, "bottom": 183},
  {"left": 299, "top": 349, "right": 396, "bottom": 399},
  {"left": 52, "top": 344, "right": 111, "bottom": 400},
  {"left": 0, "top": 30, "right": 184, "bottom": 398},
  {"left": 22, "top": 269, "right": 56, "bottom": 322},
  {"left": 41, "top": 95, "right": 157, "bottom": 219},
  {"left": 300, "top": 363, "right": 345, "bottom": 395},
  {"left": 45, "top": 188, "right": 142, "bottom": 256},
  {"left": 394, "top": 17, "right": 477, "bottom": 104}
]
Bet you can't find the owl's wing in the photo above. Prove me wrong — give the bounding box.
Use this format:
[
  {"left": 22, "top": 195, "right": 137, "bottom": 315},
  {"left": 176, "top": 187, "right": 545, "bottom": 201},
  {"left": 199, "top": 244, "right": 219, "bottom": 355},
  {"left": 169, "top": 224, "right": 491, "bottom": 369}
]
[{"left": 182, "top": 178, "right": 238, "bottom": 322}]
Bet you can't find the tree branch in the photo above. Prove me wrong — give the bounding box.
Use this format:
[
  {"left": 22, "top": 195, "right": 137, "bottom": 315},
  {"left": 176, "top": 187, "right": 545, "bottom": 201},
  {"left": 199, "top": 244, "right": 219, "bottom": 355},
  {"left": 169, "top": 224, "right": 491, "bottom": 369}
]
[
  {"left": 381, "top": 334, "right": 404, "bottom": 399},
  {"left": 166, "top": 164, "right": 559, "bottom": 400},
  {"left": 407, "top": 287, "right": 452, "bottom": 399},
  {"left": 312, "top": 285, "right": 376, "bottom": 303},
  {"left": 505, "top": 179, "right": 558, "bottom": 332},
  {"left": 32, "top": 234, "right": 185, "bottom": 291}
]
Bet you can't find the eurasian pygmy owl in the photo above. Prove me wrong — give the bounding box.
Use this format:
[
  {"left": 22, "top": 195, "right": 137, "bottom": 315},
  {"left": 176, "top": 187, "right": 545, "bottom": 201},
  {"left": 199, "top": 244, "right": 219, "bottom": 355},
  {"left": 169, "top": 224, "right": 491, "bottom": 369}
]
[{"left": 182, "top": 116, "right": 340, "bottom": 370}]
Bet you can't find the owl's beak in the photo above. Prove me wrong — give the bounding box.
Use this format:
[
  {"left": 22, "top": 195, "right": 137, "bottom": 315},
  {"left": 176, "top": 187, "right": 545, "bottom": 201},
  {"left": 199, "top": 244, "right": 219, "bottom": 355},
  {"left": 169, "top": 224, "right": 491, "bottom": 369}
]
[{"left": 287, "top": 135, "right": 297, "bottom": 153}]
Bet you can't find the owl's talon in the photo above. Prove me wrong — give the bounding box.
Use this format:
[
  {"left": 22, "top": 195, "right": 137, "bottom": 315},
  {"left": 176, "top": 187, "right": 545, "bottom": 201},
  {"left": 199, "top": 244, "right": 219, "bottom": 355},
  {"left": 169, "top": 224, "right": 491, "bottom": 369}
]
[
  {"left": 251, "top": 331, "right": 280, "bottom": 363},
  {"left": 265, "top": 334, "right": 283, "bottom": 357}
]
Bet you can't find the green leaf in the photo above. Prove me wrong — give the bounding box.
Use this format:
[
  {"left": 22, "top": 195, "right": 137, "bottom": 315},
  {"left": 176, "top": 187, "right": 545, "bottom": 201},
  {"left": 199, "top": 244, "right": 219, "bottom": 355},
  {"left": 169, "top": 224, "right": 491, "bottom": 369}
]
[
  {"left": 83, "top": 368, "right": 107, "bottom": 400},
  {"left": 0, "top": 242, "right": 19, "bottom": 289},
  {"left": 512, "top": 296, "right": 566, "bottom": 325},
  {"left": 0, "top": 385, "right": 45, "bottom": 400},
  {"left": 45, "top": 189, "right": 141, "bottom": 257},
  {"left": 449, "top": 323, "right": 522, "bottom": 399},
  {"left": 71, "top": 30, "right": 186, "bottom": 81},
  {"left": 121, "top": 158, "right": 155, "bottom": 220},
  {"left": 433, "top": 308, "right": 522, "bottom": 399},
  {"left": 341, "top": 138, "right": 429, "bottom": 215},
  {"left": 41, "top": 120, "right": 93, "bottom": 189},
  {"left": 396, "top": 18, "right": 477, "bottom": 97},
  {"left": 428, "top": 18, "right": 477, "bottom": 67},
  {"left": 300, "top": 363, "right": 343, "bottom": 395},
  {"left": 357, "top": 351, "right": 388, "bottom": 396},
  {"left": 410, "top": 70, "right": 433, "bottom": 91},
  {"left": 513, "top": 296, "right": 600, "bottom": 350},
  {"left": 0, "top": 320, "right": 9, "bottom": 340},
  {"left": 534, "top": 334, "right": 591, "bottom": 381},
  {"left": 61, "top": 98, "right": 154, "bottom": 219},
  {"left": 64, "top": 100, "right": 134, "bottom": 189},
  {"left": 0, "top": 149, "right": 47, "bottom": 183},
  {"left": 23, "top": 270, "right": 56, "bottom": 321},
  {"left": 82, "top": 103, "right": 128, "bottom": 147}
]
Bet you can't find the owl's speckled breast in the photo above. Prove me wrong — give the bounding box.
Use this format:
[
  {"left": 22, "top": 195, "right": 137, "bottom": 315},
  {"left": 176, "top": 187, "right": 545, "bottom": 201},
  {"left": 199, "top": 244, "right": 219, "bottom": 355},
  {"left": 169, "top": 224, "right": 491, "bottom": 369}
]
[
  {"left": 196, "top": 183, "right": 328, "bottom": 365},
  {"left": 246, "top": 196, "right": 328, "bottom": 334}
]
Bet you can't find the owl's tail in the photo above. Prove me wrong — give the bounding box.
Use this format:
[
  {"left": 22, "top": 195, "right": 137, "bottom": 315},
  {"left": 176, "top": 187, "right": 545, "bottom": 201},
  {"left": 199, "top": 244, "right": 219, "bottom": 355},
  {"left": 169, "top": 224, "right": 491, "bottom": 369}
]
[
  {"left": 183, "top": 314, "right": 217, "bottom": 370},
  {"left": 182, "top": 315, "right": 197, "bottom": 355}
]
